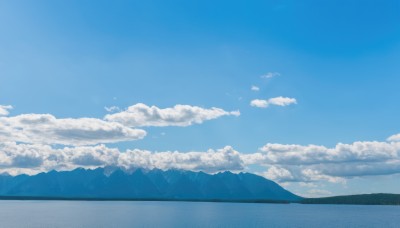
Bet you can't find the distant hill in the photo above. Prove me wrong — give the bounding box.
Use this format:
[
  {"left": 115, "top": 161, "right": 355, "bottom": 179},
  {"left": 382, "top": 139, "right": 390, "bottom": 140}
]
[
  {"left": 301, "top": 193, "right": 400, "bottom": 205},
  {"left": 0, "top": 168, "right": 301, "bottom": 202}
]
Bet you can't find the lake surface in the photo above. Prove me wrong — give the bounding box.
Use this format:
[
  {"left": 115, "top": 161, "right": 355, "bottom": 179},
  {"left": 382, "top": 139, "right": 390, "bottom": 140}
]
[{"left": 0, "top": 200, "right": 399, "bottom": 228}]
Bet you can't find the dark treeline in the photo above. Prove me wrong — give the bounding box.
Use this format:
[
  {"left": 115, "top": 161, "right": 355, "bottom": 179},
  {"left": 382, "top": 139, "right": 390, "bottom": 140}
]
[{"left": 301, "top": 193, "right": 400, "bottom": 205}]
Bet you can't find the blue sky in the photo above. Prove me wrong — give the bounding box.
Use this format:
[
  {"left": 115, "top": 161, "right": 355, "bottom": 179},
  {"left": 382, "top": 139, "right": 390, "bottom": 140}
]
[{"left": 0, "top": 0, "right": 400, "bottom": 197}]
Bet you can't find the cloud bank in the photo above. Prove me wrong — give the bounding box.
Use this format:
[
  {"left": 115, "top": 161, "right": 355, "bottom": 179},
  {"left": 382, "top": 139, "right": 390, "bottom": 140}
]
[
  {"left": 1, "top": 135, "right": 400, "bottom": 186},
  {"left": 0, "top": 143, "right": 244, "bottom": 175},
  {"left": 242, "top": 139, "right": 400, "bottom": 183}
]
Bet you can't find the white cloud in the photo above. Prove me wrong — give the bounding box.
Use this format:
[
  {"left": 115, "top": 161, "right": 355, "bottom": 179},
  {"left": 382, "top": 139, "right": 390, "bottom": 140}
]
[
  {"left": 0, "top": 142, "right": 121, "bottom": 175},
  {"left": 0, "top": 114, "right": 146, "bottom": 146},
  {"left": 257, "top": 141, "right": 399, "bottom": 165},
  {"left": 261, "top": 72, "right": 280, "bottom": 79},
  {"left": 267, "top": 96, "right": 297, "bottom": 106},
  {"left": 104, "top": 103, "right": 240, "bottom": 127},
  {"left": 0, "top": 105, "right": 13, "bottom": 116},
  {"left": 240, "top": 140, "right": 400, "bottom": 183},
  {"left": 119, "top": 146, "right": 244, "bottom": 173},
  {"left": 262, "top": 166, "right": 294, "bottom": 182},
  {"left": 250, "top": 97, "right": 297, "bottom": 108},
  {"left": 250, "top": 99, "right": 268, "bottom": 108},
  {"left": 251, "top": 85, "right": 260, "bottom": 91},
  {"left": 300, "top": 169, "right": 346, "bottom": 183},
  {"left": 387, "top": 133, "right": 400, "bottom": 142},
  {"left": 257, "top": 165, "right": 346, "bottom": 184},
  {"left": 104, "top": 106, "right": 120, "bottom": 113}
]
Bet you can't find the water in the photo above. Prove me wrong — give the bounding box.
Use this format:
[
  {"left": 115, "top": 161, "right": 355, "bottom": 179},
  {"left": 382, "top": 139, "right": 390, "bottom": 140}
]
[{"left": 0, "top": 201, "right": 399, "bottom": 228}]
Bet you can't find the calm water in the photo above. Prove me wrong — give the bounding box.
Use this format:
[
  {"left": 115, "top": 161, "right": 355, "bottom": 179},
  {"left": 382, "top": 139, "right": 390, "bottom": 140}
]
[{"left": 0, "top": 200, "right": 399, "bottom": 228}]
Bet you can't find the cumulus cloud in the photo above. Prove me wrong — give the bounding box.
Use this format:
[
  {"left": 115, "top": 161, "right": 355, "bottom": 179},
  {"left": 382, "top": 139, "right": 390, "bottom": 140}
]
[
  {"left": 387, "top": 133, "right": 400, "bottom": 142},
  {"left": 257, "top": 141, "right": 399, "bottom": 165},
  {"left": 262, "top": 166, "right": 295, "bottom": 182},
  {"left": 251, "top": 85, "right": 260, "bottom": 91},
  {"left": 250, "top": 99, "right": 268, "bottom": 108},
  {"left": 250, "top": 97, "right": 297, "bottom": 108},
  {"left": 104, "top": 103, "right": 240, "bottom": 127},
  {"left": 261, "top": 72, "right": 280, "bottom": 79},
  {"left": 119, "top": 146, "right": 244, "bottom": 173},
  {"left": 0, "top": 142, "right": 121, "bottom": 175},
  {"left": 268, "top": 97, "right": 297, "bottom": 106},
  {"left": 0, "top": 114, "right": 146, "bottom": 146},
  {"left": 0, "top": 105, "right": 13, "bottom": 116},
  {"left": 241, "top": 140, "right": 400, "bottom": 183},
  {"left": 257, "top": 165, "right": 346, "bottom": 184}
]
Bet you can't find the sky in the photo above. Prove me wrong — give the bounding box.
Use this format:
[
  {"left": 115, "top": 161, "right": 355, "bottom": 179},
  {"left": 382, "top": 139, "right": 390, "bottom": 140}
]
[{"left": 0, "top": 0, "right": 400, "bottom": 197}]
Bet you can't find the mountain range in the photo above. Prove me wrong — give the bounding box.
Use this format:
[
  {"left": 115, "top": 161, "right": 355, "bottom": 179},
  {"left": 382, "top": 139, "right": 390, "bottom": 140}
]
[{"left": 0, "top": 168, "right": 301, "bottom": 201}]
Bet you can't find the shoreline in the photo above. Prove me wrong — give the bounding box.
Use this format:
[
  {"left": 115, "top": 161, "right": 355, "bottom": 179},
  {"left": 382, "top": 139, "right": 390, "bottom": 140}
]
[
  {"left": 0, "top": 194, "right": 399, "bottom": 206},
  {"left": 0, "top": 196, "right": 290, "bottom": 204}
]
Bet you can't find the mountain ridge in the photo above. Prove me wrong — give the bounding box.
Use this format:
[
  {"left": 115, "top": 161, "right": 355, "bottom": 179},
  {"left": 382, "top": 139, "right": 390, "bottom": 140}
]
[{"left": 0, "top": 167, "right": 301, "bottom": 201}]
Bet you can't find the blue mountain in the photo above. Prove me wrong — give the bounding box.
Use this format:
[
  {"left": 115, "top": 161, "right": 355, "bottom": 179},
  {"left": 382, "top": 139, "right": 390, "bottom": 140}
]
[{"left": 0, "top": 168, "right": 301, "bottom": 201}]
